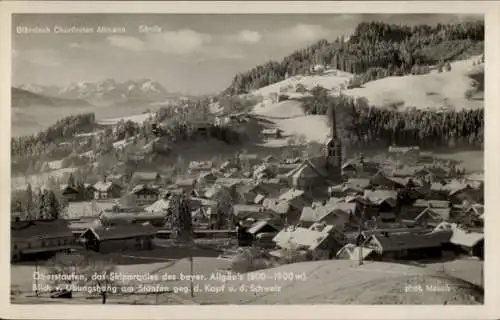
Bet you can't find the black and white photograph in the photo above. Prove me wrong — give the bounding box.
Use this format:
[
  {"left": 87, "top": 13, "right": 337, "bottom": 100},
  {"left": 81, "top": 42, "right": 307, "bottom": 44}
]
[{"left": 6, "top": 5, "right": 491, "bottom": 311}]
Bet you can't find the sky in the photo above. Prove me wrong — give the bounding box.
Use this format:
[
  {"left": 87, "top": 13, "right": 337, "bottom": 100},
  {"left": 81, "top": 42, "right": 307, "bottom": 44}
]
[{"left": 12, "top": 13, "right": 483, "bottom": 95}]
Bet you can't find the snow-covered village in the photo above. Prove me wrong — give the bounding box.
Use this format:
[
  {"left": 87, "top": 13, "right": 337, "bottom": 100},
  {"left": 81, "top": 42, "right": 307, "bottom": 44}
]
[{"left": 10, "top": 13, "right": 485, "bottom": 305}]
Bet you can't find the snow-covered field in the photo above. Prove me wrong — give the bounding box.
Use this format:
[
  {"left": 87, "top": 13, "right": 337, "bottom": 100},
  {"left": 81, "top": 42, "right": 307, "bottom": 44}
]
[
  {"left": 253, "top": 69, "right": 353, "bottom": 98},
  {"left": 11, "top": 253, "right": 482, "bottom": 305},
  {"left": 251, "top": 55, "right": 483, "bottom": 112},
  {"left": 343, "top": 57, "right": 483, "bottom": 111}
]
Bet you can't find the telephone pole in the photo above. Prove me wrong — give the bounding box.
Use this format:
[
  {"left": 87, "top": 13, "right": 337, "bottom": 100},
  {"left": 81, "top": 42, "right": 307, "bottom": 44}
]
[{"left": 358, "top": 205, "right": 366, "bottom": 266}]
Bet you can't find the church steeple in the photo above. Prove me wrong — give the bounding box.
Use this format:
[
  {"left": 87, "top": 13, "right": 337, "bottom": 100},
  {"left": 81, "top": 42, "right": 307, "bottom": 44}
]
[{"left": 325, "top": 106, "right": 342, "bottom": 181}]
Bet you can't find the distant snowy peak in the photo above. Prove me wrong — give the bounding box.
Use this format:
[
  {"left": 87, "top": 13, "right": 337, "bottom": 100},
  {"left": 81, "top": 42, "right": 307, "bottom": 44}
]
[
  {"left": 53, "top": 79, "right": 170, "bottom": 102},
  {"left": 17, "top": 83, "right": 60, "bottom": 96}
]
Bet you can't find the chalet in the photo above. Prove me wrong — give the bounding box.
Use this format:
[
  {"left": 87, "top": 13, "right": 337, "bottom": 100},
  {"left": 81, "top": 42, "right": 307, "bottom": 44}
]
[
  {"left": 420, "top": 167, "right": 450, "bottom": 182},
  {"left": 463, "top": 204, "right": 484, "bottom": 226},
  {"left": 144, "top": 198, "right": 171, "bottom": 213},
  {"left": 278, "top": 188, "right": 311, "bottom": 212},
  {"left": 341, "top": 158, "right": 380, "bottom": 178},
  {"left": 93, "top": 181, "right": 122, "bottom": 200},
  {"left": 80, "top": 224, "right": 157, "bottom": 253},
  {"left": 130, "top": 185, "right": 159, "bottom": 205},
  {"left": 370, "top": 171, "right": 405, "bottom": 190},
  {"left": 232, "top": 204, "right": 280, "bottom": 221},
  {"left": 413, "top": 207, "right": 451, "bottom": 227},
  {"left": 204, "top": 184, "right": 230, "bottom": 200},
  {"left": 285, "top": 158, "right": 331, "bottom": 191},
  {"left": 60, "top": 184, "right": 79, "bottom": 202},
  {"left": 427, "top": 183, "right": 451, "bottom": 200},
  {"left": 262, "top": 198, "right": 295, "bottom": 224},
  {"left": 236, "top": 184, "right": 260, "bottom": 204},
  {"left": 302, "top": 202, "right": 354, "bottom": 229},
  {"left": 11, "top": 220, "right": 76, "bottom": 262},
  {"left": 434, "top": 222, "right": 484, "bottom": 259},
  {"left": 329, "top": 178, "right": 371, "bottom": 197},
  {"left": 401, "top": 199, "right": 450, "bottom": 220},
  {"left": 363, "top": 190, "right": 398, "bottom": 215},
  {"left": 130, "top": 171, "right": 162, "bottom": 186},
  {"left": 361, "top": 230, "right": 451, "bottom": 260},
  {"left": 261, "top": 128, "right": 283, "bottom": 139},
  {"left": 273, "top": 224, "right": 345, "bottom": 260},
  {"left": 336, "top": 243, "right": 376, "bottom": 261},
  {"left": 243, "top": 220, "right": 280, "bottom": 247},
  {"left": 448, "top": 185, "right": 482, "bottom": 205}
]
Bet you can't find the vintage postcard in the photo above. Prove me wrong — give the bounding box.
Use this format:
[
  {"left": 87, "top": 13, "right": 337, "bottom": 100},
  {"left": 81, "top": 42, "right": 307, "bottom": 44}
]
[{"left": 1, "top": 1, "right": 499, "bottom": 319}]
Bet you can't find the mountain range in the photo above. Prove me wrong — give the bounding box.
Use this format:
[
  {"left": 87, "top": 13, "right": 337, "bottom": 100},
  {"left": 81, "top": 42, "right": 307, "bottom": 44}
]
[
  {"left": 11, "top": 87, "right": 93, "bottom": 108},
  {"left": 15, "top": 79, "right": 176, "bottom": 106}
]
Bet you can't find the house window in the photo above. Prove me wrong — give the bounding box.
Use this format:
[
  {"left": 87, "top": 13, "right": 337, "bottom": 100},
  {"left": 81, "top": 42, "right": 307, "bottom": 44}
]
[{"left": 41, "top": 240, "right": 45, "bottom": 247}]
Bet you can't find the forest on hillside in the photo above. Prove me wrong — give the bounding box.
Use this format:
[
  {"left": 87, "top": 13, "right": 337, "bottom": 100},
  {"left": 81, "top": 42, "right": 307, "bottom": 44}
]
[
  {"left": 301, "top": 85, "right": 483, "bottom": 150},
  {"left": 224, "top": 20, "right": 484, "bottom": 94}
]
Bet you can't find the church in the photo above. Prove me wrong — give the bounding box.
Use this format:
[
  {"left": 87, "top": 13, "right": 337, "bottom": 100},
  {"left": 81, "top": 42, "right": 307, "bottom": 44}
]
[{"left": 285, "top": 108, "right": 343, "bottom": 192}]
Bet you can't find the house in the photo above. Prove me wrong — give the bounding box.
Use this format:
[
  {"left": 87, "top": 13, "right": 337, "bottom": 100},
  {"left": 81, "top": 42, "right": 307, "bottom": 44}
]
[
  {"left": 242, "top": 220, "right": 280, "bottom": 247},
  {"left": 130, "top": 185, "right": 159, "bottom": 205},
  {"left": 363, "top": 190, "right": 398, "bottom": 215},
  {"left": 262, "top": 198, "right": 295, "bottom": 224},
  {"left": 174, "top": 178, "right": 197, "bottom": 194},
  {"left": 60, "top": 184, "right": 79, "bottom": 202},
  {"left": 130, "top": 171, "right": 162, "bottom": 186},
  {"left": 232, "top": 204, "right": 280, "bottom": 221},
  {"left": 433, "top": 222, "right": 484, "bottom": 259},
  {"left": 286, "top": 158, "right": 334, "bottom": 191},
  {"left": 80, "top": 224, "right": 157, "bottom": 253},
  {"left": 273, "top": 224, "right": 345, "bottom": 260},
  {"left": 448, "top": 185, "right": 482, "bottom": 205},
  {"left": 341, "top": 158, "right": 380, "bottom": 178},
  {"left": 278, "top": 188, "right": 311, "bottom": 212},
  {"left": 361, "top": 230, "right": 451, "bottom": 260},
  {"left": 336, "top": 243, "right": 376, "bottom": 261},
  {"left": 329, "top": 178, "right": 371, "bottom": 197},
  {"left": 261, "top": 128, "right": 283, "bottom": 139},
  {"left": 413, "top": 207, "right": 451, "bottom": 227},
  {"left": 370, "top": 171, "right": 405, "bottom": 190},
  {"left": 401, "top": 199, "right": 450, "bottom": 220},
  {"left": 11, "top": 219, "right": 76, "bottom": 262},
  {"left": 93, "top": 181, "right": 122, "bottom": 200},
  {"left": 299, "top": 202, "right": 355, "bottom": 229}
]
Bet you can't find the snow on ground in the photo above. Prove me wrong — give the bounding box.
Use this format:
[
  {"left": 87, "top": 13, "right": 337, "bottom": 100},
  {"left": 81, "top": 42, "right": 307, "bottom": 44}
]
[
  {"left": 252, "top": 69, "right": 353, "bottom": 98},
  {"left": 96, "top": 112, "right": 155, "bottom": 126},
  {"left": 340, "top": 56, "right": 483, "bottom": 111},
  {"left": 251, "top": 56, "right": 483, "bottom": 113},
  {"left": 159, "top": 259, "right": 482, "bottom": 304},
  {"left": 11, "top": 255, "right": 482, "bottom": 305}
]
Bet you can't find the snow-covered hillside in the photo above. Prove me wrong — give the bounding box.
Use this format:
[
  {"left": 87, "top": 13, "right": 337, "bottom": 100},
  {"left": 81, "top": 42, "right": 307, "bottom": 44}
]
[{"left": 250, "top": 55, "right": 484, "bottom": 112}]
